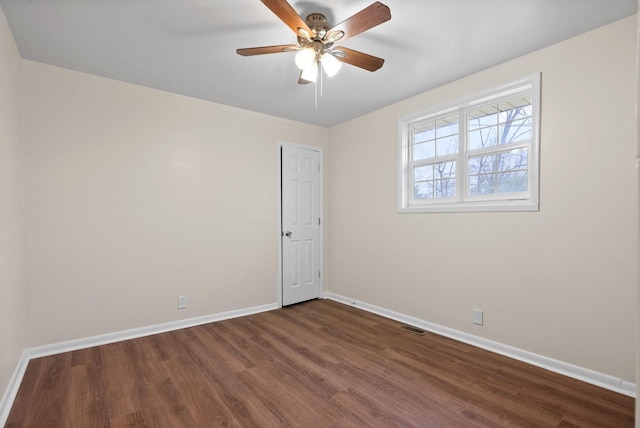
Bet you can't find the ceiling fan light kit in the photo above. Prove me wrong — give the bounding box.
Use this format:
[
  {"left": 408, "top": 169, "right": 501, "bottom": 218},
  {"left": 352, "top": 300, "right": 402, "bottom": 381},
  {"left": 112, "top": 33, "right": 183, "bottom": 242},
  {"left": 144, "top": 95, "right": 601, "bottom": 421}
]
[
  {"left": 294, "top": 48, "right": 341, "bottom": 82},
  {"left": 300, "top": 62, "right": 318, "bottom": 83},
  {"left": 237, "top": 0, "right": 391, "bottom": 86},
  {"left": 294, "top": 47, "right": 315, "bottom": 70},
  {"left": 320, "top": 53, "right": 341, "bottom": 77}
]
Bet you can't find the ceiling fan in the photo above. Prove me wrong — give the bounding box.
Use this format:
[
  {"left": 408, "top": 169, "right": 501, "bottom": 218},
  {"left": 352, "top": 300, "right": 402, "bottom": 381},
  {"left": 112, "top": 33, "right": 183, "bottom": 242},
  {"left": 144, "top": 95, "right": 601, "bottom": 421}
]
[{"left": 237, "top": 0, "right": 391, "bottom": 84}]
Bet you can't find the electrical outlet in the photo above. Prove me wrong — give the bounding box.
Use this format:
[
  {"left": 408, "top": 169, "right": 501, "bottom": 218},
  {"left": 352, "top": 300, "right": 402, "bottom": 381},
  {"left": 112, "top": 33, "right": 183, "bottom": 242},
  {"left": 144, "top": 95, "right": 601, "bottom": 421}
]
[
  {"left": 473, "top": 309, "right": 483, "bottom": 326},
  {"left": 178, "top": 295, "right": 187, "bottom": 309}
]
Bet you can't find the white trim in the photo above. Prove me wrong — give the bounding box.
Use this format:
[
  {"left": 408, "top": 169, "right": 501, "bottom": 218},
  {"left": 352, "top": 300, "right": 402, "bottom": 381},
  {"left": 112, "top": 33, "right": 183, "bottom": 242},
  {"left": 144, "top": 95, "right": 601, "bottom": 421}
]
[
  {"left": 27, "top": 302, "right": 278, "bottom": 359},
  {"left": 324, "top": 292, "right": 636, "bottom": 398},
  {"left": 277, "top": 143, "right": 284, "bottom": 308},
  {"left": 277, "top": 141, "right": 324, "bottom": 307},
  {"left": 0, "top": 350, "right": 30, "bottom": 427},
  {"left": 0, "top": 302, "right": 277, "bottom": 426},
  {"left": 398, "top": 73, "right": 541, "bottom": 213},
  {"left": 399, "top": 199, "right": 538, "bottom": 213}
]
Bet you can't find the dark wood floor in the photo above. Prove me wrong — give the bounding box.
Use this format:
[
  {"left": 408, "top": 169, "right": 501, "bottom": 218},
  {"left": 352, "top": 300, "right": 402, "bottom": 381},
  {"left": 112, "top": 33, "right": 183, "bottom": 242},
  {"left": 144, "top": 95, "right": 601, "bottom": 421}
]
[{"left": 6, "top": 299, "right": 634, "bottom": 427}]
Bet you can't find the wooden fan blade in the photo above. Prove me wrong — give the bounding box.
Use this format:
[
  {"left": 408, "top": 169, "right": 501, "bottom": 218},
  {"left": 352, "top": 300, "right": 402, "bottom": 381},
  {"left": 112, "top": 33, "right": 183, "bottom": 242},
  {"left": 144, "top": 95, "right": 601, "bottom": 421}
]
[
  {"left": 236, "top": 44, "right": 298, "bottom": 56},
  {"left": 334, "top": 47, "right": 384, "bottom": 72},
  {"left": 327, "top": 2, "right": 391, "bottom": 43},
  {"left": 260, "top": 0, "right": 313, "bottom": 38}
]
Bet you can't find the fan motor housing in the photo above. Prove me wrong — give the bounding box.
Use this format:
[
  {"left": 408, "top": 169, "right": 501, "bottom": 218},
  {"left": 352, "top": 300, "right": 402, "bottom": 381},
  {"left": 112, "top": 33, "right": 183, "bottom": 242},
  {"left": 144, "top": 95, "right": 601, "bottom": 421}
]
[{"left": 305, "top": 13, "right": 330, "bottom": 39}]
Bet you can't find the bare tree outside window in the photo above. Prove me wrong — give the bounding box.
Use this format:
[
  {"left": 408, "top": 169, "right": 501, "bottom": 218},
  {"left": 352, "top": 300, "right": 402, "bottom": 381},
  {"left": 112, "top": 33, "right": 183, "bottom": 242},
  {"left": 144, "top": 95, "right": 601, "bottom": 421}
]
[
  {"left": 400, "top": 74, "right": 539, "bottom": 212},
  {"left": 412, "top": 116, "right": 458, "bottom": 200},
  {"left": 467, "top": 95, "right": 532, "bottom": 196}
]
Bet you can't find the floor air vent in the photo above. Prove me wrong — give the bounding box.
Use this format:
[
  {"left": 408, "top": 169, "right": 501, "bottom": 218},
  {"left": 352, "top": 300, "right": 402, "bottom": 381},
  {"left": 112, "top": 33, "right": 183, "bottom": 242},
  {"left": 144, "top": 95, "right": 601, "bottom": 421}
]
[{"left": 400, "top": 325, "right": 426, "bottom": 336}]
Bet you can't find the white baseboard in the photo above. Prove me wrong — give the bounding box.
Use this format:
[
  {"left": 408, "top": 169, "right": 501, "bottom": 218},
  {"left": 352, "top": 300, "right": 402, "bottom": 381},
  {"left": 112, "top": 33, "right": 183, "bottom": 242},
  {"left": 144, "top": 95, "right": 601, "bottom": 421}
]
[
  {"left": 0, "top": 302, "right": 278, "bottom": 426},
  {"left": 0, "top": 349, "right": 30, "bottom": 427},
  {"left": 324, "top": 292, "right": 637, "bottom": 398},
  {"left": 25, "top": 302, "right": 278, "bottom": 359},
  {"left": 2, "top": 295, "right": 635, "bottom": 426}
]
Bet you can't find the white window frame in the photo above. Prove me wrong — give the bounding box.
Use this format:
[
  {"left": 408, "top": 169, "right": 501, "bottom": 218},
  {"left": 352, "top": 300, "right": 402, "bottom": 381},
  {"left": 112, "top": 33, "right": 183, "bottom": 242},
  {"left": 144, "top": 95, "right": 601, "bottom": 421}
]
[{"left": 398, "top": 74, "right": 541, "bottom": 213}]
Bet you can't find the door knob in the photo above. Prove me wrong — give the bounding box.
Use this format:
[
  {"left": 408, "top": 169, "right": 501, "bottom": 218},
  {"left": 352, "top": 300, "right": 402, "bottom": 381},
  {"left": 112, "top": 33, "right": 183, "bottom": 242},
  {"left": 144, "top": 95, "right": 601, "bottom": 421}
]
[{"left": 285, "top": 231, "right": 292, "bottom": 238}]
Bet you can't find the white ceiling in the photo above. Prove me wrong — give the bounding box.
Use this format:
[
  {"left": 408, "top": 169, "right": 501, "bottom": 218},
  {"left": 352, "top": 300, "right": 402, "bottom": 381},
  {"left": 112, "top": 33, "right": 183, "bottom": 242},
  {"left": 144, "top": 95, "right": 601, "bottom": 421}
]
[{"left": 1, "top": 0, "right": 636, "bottom": 127}]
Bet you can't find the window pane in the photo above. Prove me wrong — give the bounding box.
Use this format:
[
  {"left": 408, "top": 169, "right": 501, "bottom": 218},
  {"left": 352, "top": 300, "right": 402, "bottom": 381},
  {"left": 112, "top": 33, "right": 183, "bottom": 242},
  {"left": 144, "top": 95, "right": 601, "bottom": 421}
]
[
  {"left": 413, "top": 141, "right": 435, "bottom": 160},
  {"left": 497, "top": 171, "right": 528, "bottom": 193},
  {"left": 435, "top": 135, "right": 458, "bottom": 156},
  {"left": 498, "top": 95, "right": 532, "bottom": 145},
  {"left": 468, "top": 173, "right": 497, "bottom": 195},
  {"left": 498, "top": 95, "right": 532, "bottom": 123},
  {"left": 435, "top": 179, "right": 456, "bottom": 198},
  {"left": 469, "top": 175, "right": 479, "bottom": 195},
  {"left": 412, "top": 116, "right": 458, "bottom": 161},
  {"left": 497, "top": 148, "right": 528, "bottom": 171},
  {"left": 414, "top": 165, "right": 434, "bottom": 181},
  {"left": 433, "top": 161, "right": 455, "bottom": 180},
  {"left": 435, "top": 117, "right": 458, "bottom": 137},
  {"left": 414, "top": 124, "right": 435, "bottom": 143},
  {"left": 468, "top": 105, "right": 497, "bottom": 130},
  {"left": 413, "top": 161, "right": 456, "bottom": 200},
  {"left": 414, "top": 182, "right": 433, "bottom": 199},
  {"left": 480, "top": 174, "right": 497, "bottom": 194},
  {"left": 469, "top": 154, "right": 495, "bottom": 175},
  {"left": 468, "top": 148, "right": 528, "bottom": 195},
  {"left": 499, "top": 118, "right": 532, "bottom": 144},
  {"left": 469, "top": 126, "right": 497, "bottom": 150},
  {"left": 468, "top": 156, "right": 481, "bottom": 175}
]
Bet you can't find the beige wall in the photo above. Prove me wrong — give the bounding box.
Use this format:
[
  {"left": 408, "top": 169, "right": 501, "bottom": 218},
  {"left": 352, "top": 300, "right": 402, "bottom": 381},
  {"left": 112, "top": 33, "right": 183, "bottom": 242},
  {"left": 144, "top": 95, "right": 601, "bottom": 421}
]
[
  {"left": 22, "top": 61, "right": 330, "bottom": 346},
  {"left": 0, "top": 6, "right": 26, "bottom": 400},
  {"left": 328, "top": 16, "right": 638, "bottom": 382}
]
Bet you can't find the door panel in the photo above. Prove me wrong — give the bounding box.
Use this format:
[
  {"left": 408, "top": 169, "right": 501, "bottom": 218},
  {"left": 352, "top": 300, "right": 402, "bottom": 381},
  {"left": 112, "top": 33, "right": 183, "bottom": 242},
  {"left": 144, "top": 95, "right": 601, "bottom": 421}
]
[{"left": 282, "top": 146, "right": 321, "bottom": 306}]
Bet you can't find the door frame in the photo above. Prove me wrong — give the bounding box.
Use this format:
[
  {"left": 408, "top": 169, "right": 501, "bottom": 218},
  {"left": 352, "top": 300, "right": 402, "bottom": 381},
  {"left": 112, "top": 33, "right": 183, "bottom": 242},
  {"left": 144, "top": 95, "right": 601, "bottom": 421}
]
[{"left": 277, "top": 141, "right": 324, "bottom": 307}]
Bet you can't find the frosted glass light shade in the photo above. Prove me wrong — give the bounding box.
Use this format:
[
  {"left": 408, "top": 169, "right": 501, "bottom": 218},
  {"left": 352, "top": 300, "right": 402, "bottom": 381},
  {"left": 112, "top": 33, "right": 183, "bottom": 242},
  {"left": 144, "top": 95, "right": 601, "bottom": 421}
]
[
  {"left": 295, "top": 48, "right": 316, "bottom": 70},
  {"left": 321, "top": 52, "right": 341, "bottom": 77},
  {"left": 300, "top": 63, "right": 318, "bottom": 82}
]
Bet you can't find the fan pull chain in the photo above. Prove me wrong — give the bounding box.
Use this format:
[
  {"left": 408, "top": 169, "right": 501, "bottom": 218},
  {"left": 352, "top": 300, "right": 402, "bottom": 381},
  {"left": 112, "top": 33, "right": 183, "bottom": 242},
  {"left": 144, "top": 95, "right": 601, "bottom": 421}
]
[
  {"left": 314, "top": 79, "right": 318, "bottom": 109},
  {"left": 313, "top": 62, "right": 325, "bottom": 109},
  {"left": 320, "top": 62, "right": 324, "bottom": 97}
]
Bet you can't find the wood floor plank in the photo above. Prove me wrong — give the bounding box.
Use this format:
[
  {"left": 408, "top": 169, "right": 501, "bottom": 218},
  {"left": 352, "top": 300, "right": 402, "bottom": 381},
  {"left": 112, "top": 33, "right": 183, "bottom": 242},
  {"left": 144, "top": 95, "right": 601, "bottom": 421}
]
[
  {"left": 6, "top": 299, "right": 635, "bottom": 427},
  {"left": 11, "top": 353, "right": 73, "bottom": 428},
  {"left": 158, "top": 355, "right": 236, "bottom": 426},
  {"left": 191, "top": 324, "right": 256, "bottom": 373},
  {"left": 236, "top": 365, "right": 342, "bottom": 426},
  {"left": 256, "top": 311, "right": 343, "bottom": 369}
]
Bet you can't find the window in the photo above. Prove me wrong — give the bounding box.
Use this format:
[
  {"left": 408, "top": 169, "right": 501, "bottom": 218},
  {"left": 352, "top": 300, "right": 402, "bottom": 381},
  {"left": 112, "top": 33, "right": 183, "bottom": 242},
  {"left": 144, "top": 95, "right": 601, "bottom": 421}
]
[{"left": 398, "top": 74, "right": 540, "bottom": 213}]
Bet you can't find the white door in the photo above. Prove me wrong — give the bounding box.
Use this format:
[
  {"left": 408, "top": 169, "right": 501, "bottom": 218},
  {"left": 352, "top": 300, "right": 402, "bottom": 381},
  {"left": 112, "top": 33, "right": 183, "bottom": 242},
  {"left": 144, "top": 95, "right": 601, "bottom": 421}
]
[{"left": 281, "top": 145, "right": 321, "bottom": 306}]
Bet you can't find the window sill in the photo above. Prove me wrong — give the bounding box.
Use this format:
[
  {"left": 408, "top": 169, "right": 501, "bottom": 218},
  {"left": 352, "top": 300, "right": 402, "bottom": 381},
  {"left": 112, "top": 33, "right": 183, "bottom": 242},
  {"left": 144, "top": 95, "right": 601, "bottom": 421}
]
[{"left": 398, "top": 200, "right": 539, "bottom": 213}]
